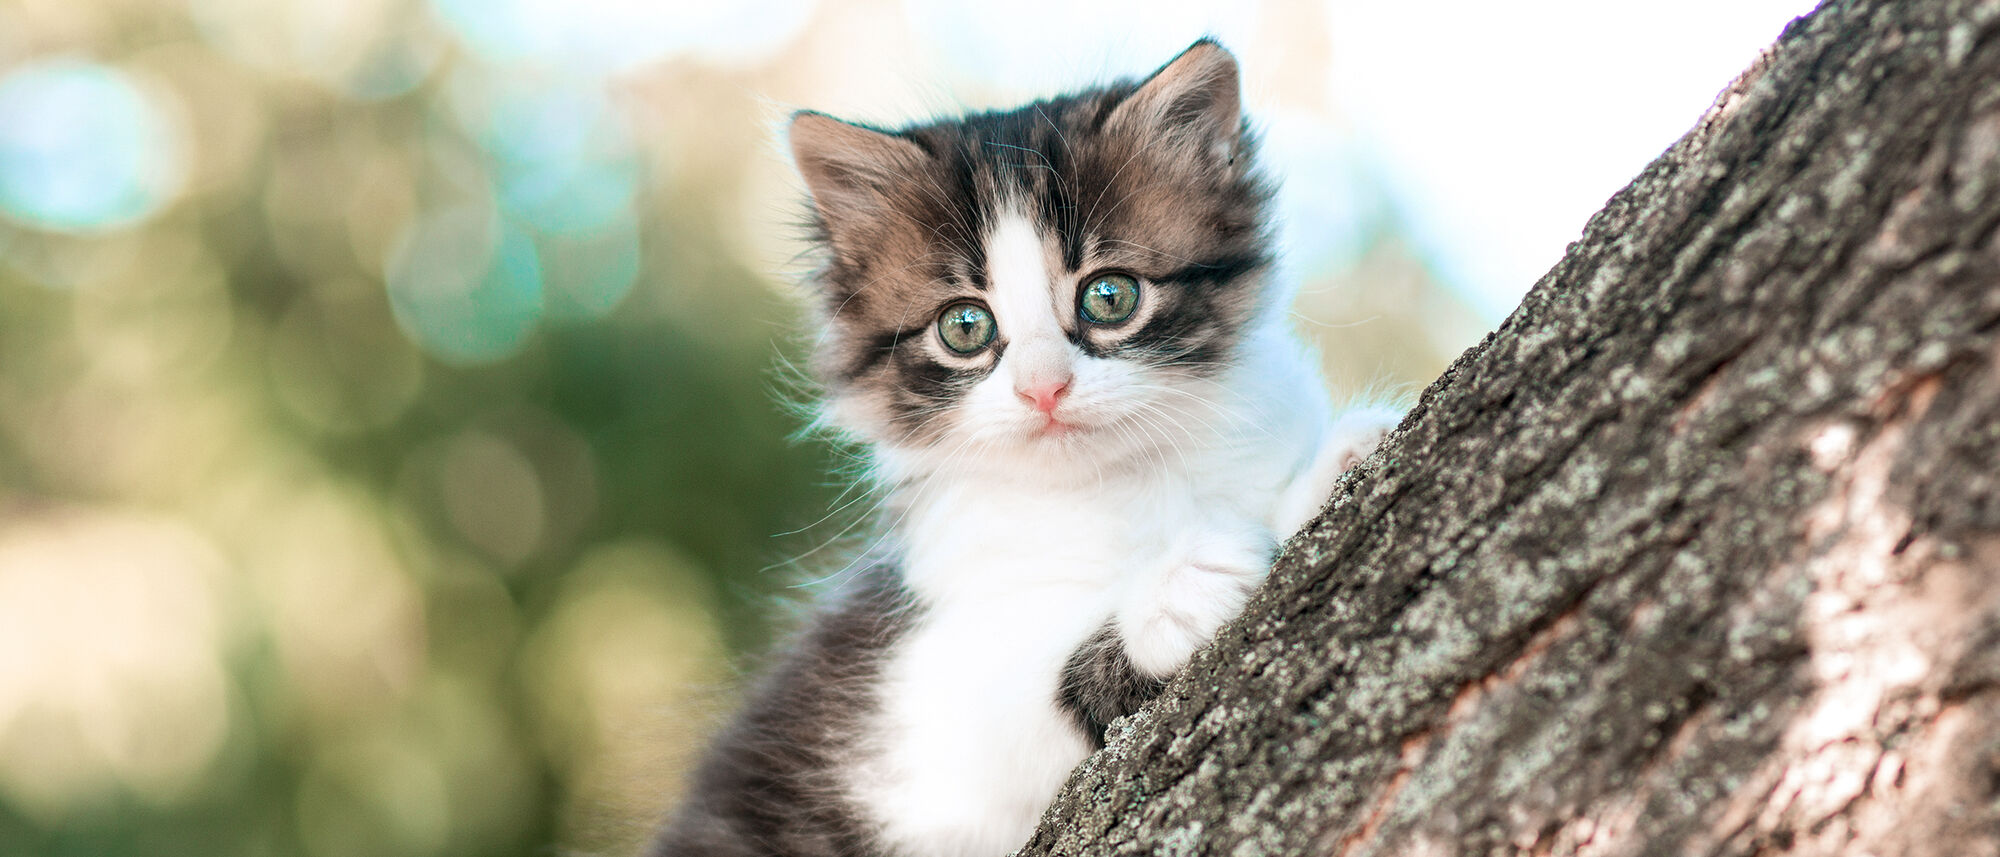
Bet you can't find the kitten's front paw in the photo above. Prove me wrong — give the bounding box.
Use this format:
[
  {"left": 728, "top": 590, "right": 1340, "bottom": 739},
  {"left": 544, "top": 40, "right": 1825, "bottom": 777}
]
[
  {"left": 1273, "top": 403, "right": 1403, "bottom": 535},
  {"left": 1118, "top": 526, "right": 1275, "bottom": 677},
  {"left": 1323, "top": 404, "right": 1401, "bottom": 472}
]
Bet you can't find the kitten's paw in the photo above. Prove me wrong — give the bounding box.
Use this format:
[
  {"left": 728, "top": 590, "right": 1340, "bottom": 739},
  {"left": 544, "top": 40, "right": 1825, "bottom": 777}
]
[
  {"left": 1323, "top": 404, "right": 1401, "bottom": 471},
  {"left": 1273, "top": 404, "right": 1403, "bottom": 535},
  {"left": 1118, "top": 526, "right": 1275, "bottom": 677}
]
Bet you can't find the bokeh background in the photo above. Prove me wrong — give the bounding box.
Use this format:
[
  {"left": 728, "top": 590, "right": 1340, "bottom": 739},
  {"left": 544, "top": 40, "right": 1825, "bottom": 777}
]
[{"left": 0, "top": 1, "right": 1814, "bottom": 855}]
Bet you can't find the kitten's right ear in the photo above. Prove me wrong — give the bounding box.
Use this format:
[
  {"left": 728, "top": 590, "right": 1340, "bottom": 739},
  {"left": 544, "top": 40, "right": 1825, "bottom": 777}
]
[
  {"left": 1108, "top": 39, "right": 1244, "bottom": 166},
  {"left": 789, "top": 111, "right": 928, "bottom": 253}
]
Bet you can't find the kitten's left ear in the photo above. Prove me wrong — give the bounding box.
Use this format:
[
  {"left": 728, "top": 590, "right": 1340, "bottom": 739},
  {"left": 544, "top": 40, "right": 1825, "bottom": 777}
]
[
  {"left": 789, "top": 110, "right": 930, "bottom": 261},
  {"left": 1109, "top": 38, "right": 1245, "bottom": 164}
]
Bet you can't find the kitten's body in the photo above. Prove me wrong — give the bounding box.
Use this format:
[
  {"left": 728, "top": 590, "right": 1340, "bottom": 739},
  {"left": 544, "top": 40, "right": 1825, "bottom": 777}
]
[
  {"left": 849, "top": 315, "right": 1348, "bottom": 857},
  {"left": 652, "top": 40, "right": 1395, "bottom": 857}
]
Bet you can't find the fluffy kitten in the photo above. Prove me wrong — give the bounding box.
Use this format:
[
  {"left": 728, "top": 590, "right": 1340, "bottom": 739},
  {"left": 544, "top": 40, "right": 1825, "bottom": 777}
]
[{"left": 649, "top": 39, "right": 1397, "bottom": 857}]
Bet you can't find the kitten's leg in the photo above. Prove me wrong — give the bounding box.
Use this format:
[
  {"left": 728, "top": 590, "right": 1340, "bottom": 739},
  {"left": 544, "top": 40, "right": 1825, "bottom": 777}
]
[
  {"left": 1115, "top": 522, "right": 1276, "bottom": 679},
  {"left": 1056, "top": 625, "right": 1167, "bottom": 748},
  {"left": 1272, "top": 403, "right": 1403, "bottom": 537}
]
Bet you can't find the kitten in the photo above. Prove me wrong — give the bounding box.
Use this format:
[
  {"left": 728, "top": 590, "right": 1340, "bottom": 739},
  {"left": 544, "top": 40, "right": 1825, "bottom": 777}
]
[{"left": 649, "top": 39, "right": 1398, "bottom": 857}]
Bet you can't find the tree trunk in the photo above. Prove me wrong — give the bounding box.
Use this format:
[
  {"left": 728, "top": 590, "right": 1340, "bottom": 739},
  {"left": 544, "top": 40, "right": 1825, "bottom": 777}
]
[{"left": 1018, "top": 0, "right": 2000, "bottom": 854}]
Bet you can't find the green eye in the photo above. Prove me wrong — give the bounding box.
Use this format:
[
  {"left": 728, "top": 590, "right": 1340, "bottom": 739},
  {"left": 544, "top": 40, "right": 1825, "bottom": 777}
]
[
  {"left": 1079, "top": 273, "right": 1141, "bottom": 324},
  {"left": 937, "top": 302, "right": 996, "bottom": 354}
]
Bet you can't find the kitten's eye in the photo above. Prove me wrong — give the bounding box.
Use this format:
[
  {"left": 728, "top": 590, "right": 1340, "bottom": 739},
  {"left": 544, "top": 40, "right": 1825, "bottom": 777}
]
[
  {"left": 1079, "top": 273, "right": 1141, "bottom": 325},
  {"left": 936, "top": 302, "right": 997, "bottom": 354}
]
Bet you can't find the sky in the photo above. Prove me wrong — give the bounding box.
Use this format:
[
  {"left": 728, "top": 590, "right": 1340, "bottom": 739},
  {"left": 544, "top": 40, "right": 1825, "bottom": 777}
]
[{"left": 1321, "top": 0, "right": 1823, "bottom": 317}]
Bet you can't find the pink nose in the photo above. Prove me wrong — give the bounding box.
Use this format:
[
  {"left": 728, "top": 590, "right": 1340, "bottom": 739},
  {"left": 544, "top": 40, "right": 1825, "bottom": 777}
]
[{"left": 1016, "top": 379, "right": 1071, "bottom": 415}]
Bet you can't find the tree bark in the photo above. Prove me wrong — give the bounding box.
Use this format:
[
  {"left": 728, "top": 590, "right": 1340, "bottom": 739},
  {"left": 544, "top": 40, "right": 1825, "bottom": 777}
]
[{"left": 1019, "top": 0, "right": 2000, "bottom": 854}]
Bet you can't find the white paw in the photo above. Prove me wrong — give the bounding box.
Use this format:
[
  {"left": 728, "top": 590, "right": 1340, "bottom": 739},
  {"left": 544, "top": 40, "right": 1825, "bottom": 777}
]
[
  {"left": 1117, "top": 525, "right": 1276, "bottom": 677},
  {"left": 1272, "top": 403, "right": 1402, "bottom": 535},
  {"left": 1323, "top": 404, "right": 1400, "bottom": 470}
]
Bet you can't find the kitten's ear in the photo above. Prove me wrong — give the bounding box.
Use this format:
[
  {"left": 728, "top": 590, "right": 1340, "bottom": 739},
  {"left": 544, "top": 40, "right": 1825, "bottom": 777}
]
[
  {"left": 1108, "top": 39, "right": 1244, "bottom": 164},
  {"left": 789, "top": 111, "right": 928, "bottom": 254}
]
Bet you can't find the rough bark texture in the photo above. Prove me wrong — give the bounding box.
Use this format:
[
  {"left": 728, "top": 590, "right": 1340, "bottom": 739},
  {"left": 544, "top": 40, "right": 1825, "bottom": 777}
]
[{"left": 1018, "top": 0, "right": 2000, "bottom": 854}]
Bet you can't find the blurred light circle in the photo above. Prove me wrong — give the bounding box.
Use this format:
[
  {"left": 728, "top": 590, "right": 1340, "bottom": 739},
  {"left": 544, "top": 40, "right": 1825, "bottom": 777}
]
[
  {"left": 0, "top": 224, "right": 148, "bottom": 291},
  {"left": 0, "top": 511, "right": 233, "bottom": 819},
  {"left": 72, "top": 235, "right": 236, "bottom": 382},
  {"left": 251, "top": 486, "right": 427, "bottom": 718},
  {"left": 189, "top": 0, "right": 439, "bottom": 98},
  {"left": 539, "top": 213, "right": 640, "bottom": 322},
  {"left": 344, "top": 31, "right": 446, "bottom": 101},
  {"left": 295, "top": 731, "right": 450, "bottom": 857},
  {"left": 438, "top": 430, "right": 546, "bottom": 566},
  {"left": 493, "top": 153, "right": 637, "bottom": 237},
  {"left": 268, "top": 285, "right": 427, "bottom": 435},
  {"left": 404, "top": 676, "right": 537, "bottom": 851},
  {"left": 344, "top": 154, "right": 421, "bottom": 277},
  {"left": 426, "top": 0, "right": 563, "bottom": 66},
  {"left": 427, "top": 0, "right": 816, "bottom": 73},
  {"left": 494, "top": 409, "right": 602, "bottom": 556},
  {"left": 125, "top": 44, "right": 269, "bottom": 202},
  {"left": 0, "top": 59, "right": 182, "bottom": 233},
  {"left": 385, "top": 205, "right": 546, "bottom": 365},
  {"left": 519, "top": 539, "right": 723, "bottom": 839},
  {"left": 450, "top": 71, "right": 639, "bottom": 235}
]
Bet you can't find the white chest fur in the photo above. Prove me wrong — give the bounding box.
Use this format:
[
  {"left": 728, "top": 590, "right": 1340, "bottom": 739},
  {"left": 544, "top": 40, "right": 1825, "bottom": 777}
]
[{"left": 846, "top": 340, "right": 1336, "bottom": 857}]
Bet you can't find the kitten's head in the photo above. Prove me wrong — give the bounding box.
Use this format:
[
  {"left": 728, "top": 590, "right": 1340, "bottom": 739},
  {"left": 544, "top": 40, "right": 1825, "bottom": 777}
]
[{"left": 790, "top": 40, "right": 1276, "bottom": 479}]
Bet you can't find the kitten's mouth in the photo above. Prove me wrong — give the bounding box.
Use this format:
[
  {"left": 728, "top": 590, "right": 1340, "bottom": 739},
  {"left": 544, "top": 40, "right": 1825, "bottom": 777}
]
[{"left": 1033, "top": 415, "right": 1082, "bottom": 438}]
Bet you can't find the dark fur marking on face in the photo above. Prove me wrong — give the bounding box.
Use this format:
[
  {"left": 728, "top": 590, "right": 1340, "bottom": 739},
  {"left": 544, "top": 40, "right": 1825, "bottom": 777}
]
[
  {"left": 1121, "top": 304, "right": 1224, "bottom": 365},
  {"left": 1153, "top": 252, "right": 1269, "bottom": 288},
  {"left": 840, "top": 324, "right": 932, "bottom": 385},
  {"left": 1066, "top": 249, "right": 1266, "bottom": 369},
  {"left": 885, "top": 347, "right": 988, "bottom": 439},
  {"left": 898, "top": 350, "right": 964, "bottom": 402},
  {"left": 1066, "top": 327, "right": 1115, "bottom": 360}
]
